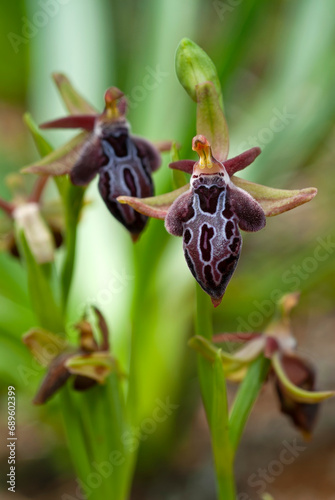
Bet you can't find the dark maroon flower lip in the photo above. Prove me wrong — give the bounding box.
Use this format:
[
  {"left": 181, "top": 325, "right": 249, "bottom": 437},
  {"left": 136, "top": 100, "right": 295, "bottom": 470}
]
[
  {"left": 23, "top": 82, "right": 166, "bottom": 238},
  {"left": 117, "top": 126, "right": 317, "bottom": 303},
  {"left": 164, "top": 135, "right": 266, "bottom": 306}
]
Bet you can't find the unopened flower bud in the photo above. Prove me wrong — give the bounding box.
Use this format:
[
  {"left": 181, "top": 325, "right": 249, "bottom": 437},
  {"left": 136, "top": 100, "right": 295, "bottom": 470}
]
[
  {"left": 13, "top": 202, "right": 54, "bottom": 263},
  {"left": 175, "top": 38, "right": 222, "bottom": 106}
]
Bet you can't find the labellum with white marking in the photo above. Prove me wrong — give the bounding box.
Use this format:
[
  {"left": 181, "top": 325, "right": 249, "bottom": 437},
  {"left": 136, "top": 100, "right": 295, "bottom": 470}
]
[
  {"left": 165, "top": 135, "right": 266, "bottom": 306},
  {"left": 118, "top": 129, "right": 317, "bottom": 306},
  {"left": 24, "top": 84, "right": 163, "bottom": 240}
]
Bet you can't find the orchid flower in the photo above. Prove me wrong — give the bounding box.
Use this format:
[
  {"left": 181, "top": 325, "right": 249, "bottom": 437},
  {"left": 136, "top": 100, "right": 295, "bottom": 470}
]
[
  {"left": 22, "top": 74, "right": 169, "bottom": 240},
  {"left": 190, "top": 293, "right": 334, "bottom": 436},
  {"left": 117, "top": 121, "right": 316, "bottom": 306},
  {"left": 117, "top": 40, "right": 317, "bottom": 305},
  {"left": 23, "top": 307, "right": 122, "bottom": 404}
]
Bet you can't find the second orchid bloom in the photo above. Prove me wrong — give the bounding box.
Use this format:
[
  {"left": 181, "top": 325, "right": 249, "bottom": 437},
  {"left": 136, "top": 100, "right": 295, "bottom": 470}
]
[{"left": 24, "top": 76, "right": 164, "bottom": 240}]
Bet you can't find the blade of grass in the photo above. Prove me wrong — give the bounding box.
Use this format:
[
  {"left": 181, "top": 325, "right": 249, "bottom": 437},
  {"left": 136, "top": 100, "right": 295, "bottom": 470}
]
[{"left": 195, "top": 286, "right": 236, "bottom": 500}]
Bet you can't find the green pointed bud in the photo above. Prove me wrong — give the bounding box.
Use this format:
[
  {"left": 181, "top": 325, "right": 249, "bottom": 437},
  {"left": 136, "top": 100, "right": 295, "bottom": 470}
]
[{"left": 175, "top": 38, "right": 223, "bottom": 108}]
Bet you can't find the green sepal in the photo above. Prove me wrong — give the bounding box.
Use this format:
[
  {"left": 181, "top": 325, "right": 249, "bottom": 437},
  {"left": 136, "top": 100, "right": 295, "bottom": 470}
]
[
  {"left": 66, "top": 352, "right": 124, "bottom": 383},
  {"left": 22, "top": 328, "right": 67, "bottom": 366},
  {"left": 232, "top": 176, "right": 317, "bottom": 216},
  {"left": 117, "top": 184, "right": 189, "bottom": 220},
  {"left": 272, "top": 352, "right": 334, "bottom": 403},
  {"left": 52, "top": 73, "right": 97, "bottom": 115},
  {"left": 24, "top": 112, "right": 53, "bottom": 157},
  {"left": 22, "top": 131, "right": 89, "bottom": 176}
]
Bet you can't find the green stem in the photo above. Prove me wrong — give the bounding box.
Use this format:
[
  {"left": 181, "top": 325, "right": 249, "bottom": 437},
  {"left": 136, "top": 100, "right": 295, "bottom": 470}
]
[
  {"left": 59, "top": 183, "right": 85, "bottom": 309},
  {"left": 229, "top": 355, "right": 271, "bottom": 451},
  {"left": 127, "top": 221, "right": 169, "bottom": 422},
  {"left": 105, "top": 376, "right": 133, "bottom": 500},
  {"left": 125, "top": 223, "right": 172, "bottom": 495},
  {"left": 211, "top": 352, "right": 236, "bottom": 500},
  {"left": 195, "top": 286, "right": 236, "bottom": 500},
  {"left": 127, "top": 244, "right": 142, "bottom": 423},
  {"left": 60, "top": 387, "right": 94, "bottom": 492},
  {"left": 195, "top": 285, "right": 213, "bottom": 340}
]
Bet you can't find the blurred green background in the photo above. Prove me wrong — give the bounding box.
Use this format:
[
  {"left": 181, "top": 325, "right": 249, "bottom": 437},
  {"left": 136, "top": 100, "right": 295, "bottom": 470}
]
[{"left": 0, "top": 1, "right": 335, "bottom": 499}]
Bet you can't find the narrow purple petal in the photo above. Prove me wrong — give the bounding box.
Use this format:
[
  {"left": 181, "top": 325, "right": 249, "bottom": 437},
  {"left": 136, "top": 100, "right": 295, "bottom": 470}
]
[
  {"left": 169, "top": 160, "right": 195, "bottom": 175},
  {"left": 224, "top": 147, "right": 261, "bottom": 176},
  {"left": 33, "top": 353, "right": 72, "bottom": 405},
  {"left": 213, "top": 333, "right": 262, "bottom": 343},
  {"left": 40, "top": 115, "right": 96, "bottom": 131},
  {"left": 93, "top": 306, "right": 110, "bottom": 351}
]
